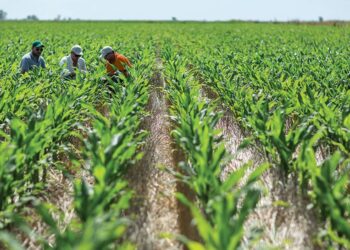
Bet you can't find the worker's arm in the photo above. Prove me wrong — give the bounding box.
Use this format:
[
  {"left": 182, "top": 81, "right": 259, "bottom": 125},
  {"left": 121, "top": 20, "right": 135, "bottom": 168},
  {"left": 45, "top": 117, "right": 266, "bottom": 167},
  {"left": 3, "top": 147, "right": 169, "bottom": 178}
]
[
  {"left": 40, "top": 58, "right": 46, "bottom": 69},
  {"left": 118, "top": 55, "right": 132, "bottom": 77},
  {"left": 59, "top": 57, "right": 67, "bottom": 67},
  {"left": 78, "top": 58, "right": 87, "bottom": 74},
  {"left": 119, "top": 55, "right": 132, "bottom": 67},
  {"left": 20, "top": 58, "right": 30, "bottom": 74},
  {"left": 59, "top": 57, "right": 74, "bottom": 78},
  {"left": 125, "top": 57, "right": 132, "bottom": 67}
]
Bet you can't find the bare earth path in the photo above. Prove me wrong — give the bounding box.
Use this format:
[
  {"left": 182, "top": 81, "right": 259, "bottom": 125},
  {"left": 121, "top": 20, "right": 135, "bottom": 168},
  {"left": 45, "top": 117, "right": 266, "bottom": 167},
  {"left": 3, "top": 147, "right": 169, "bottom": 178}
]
[{"left": 126, "top": 57, "right": 181, "bottom": 250}]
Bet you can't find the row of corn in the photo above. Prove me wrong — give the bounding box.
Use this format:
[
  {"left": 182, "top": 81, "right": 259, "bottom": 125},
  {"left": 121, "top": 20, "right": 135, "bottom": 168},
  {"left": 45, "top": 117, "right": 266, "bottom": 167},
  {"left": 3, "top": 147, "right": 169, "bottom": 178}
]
[{"left": 162, "top": 44, "right": 268, "bottom": 250}]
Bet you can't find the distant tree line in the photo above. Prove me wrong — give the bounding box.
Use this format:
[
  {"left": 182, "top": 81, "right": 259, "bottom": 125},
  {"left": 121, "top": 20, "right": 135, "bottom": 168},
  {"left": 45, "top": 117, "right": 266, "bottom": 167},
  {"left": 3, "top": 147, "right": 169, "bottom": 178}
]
[
  {"left": 0, "top": 10, "right": 7, "bottom": 20},
  {"left": 26, "top": 15, "right": 39, "bottom": 21},
  {"left": 0, "top": 9, "right": 40, "bottom": 20},
  {"left": 0, "top": 10, "right": 77, "bottom": 21}
]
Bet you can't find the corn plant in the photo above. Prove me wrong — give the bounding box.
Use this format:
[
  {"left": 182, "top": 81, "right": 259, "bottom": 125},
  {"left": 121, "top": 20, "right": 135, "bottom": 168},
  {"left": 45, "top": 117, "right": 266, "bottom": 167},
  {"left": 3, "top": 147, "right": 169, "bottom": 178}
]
[{"left": 163, "top": 45, "right": 268, "bottom": 249}]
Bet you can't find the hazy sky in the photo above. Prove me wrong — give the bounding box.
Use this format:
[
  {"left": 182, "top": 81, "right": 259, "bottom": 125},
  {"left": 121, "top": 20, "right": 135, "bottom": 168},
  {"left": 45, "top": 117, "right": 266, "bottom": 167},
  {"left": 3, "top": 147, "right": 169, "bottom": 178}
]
[{"left": 1, "top": 0, "right": 350, "bottom": 21}]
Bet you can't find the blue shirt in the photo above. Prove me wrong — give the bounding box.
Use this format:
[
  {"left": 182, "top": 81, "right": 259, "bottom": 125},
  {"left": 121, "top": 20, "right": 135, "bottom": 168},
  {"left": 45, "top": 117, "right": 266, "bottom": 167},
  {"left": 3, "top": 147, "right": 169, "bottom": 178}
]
[{"left": 20, "top": 52, "right": 46, "bottom": 73}]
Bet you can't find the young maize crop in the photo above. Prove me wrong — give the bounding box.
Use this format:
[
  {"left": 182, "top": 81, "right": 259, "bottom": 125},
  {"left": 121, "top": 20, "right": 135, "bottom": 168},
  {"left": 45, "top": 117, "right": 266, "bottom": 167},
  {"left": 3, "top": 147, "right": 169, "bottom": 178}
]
[{"left": 0, "top": 21, "right": 349, "bottom": 249}]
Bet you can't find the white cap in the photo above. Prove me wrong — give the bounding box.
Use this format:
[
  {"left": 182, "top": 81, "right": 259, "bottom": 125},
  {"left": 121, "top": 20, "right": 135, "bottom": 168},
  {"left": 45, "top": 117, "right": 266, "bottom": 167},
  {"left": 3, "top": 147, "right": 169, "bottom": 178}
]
[
  {"left": 71, "top": 45, "right": 83, "bottom": 56},
  {"left": 100, "top": 46, "right": 113, "bottom": 59}
]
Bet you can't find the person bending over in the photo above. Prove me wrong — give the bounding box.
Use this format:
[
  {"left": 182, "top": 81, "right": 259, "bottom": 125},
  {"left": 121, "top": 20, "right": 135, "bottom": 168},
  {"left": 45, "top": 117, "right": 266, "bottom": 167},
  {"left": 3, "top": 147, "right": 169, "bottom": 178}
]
[
  {"left": 60, "top": 45, "right": 87, "bottom": 80},
  {"left": 100, "top": 46, "right": 132, "bottom": 82}
]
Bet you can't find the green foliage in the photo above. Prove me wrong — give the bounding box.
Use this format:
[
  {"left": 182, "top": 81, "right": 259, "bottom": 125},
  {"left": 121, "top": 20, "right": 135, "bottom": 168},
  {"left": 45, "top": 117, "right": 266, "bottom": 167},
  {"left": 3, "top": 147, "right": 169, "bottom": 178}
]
[
  {"left": 0, "top": 21, "right": 349, "bottom": 249},
  {"left": 0, "top": 22, "right": 154, "bottom": 249},
  {"left": 170, "top": 23, "right": 350, "bottom": 248},
  {"left": 163, "top": 45, "right": 269, "bottom": 249}
]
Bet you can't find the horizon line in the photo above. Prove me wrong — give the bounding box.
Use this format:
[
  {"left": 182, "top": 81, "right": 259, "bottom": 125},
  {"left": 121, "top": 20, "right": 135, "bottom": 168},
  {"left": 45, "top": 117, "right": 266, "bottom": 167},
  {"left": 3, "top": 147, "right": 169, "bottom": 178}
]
[{"left": 1, "top": 18, "right": 350, "bottom": 23}]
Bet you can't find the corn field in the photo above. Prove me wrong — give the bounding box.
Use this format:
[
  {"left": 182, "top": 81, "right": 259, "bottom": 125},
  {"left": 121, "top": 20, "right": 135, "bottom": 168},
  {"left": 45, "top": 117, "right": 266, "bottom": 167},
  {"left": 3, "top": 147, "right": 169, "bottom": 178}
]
[{"left": 0, "top": 21, "right": 349, "bottom": 250}]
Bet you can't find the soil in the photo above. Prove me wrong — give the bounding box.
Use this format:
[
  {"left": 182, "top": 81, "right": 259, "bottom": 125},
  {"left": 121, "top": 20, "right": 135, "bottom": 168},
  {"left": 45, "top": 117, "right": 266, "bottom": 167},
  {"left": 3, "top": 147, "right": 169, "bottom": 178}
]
[{"left": 126, "top": 57, "right": 182, "bottom": 250}]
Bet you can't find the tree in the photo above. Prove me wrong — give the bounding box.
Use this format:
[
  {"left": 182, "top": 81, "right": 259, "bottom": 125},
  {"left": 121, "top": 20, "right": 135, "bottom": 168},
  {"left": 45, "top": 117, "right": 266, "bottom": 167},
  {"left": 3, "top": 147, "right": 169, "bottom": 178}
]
[
  {"left": 319, "top": 16, "right": 323, "bottom": 23},
  {"left": 54, "top": 15, "right": 61, "bottom": 21},
  {"left": 0, "top": 10, "right": 7, "bottom": 20},
  {"left": 27, "top": 15, "right": 39, "bottom": 21},
  {"left": 172, "top": 17, "right": 177, "bottom": 22}
]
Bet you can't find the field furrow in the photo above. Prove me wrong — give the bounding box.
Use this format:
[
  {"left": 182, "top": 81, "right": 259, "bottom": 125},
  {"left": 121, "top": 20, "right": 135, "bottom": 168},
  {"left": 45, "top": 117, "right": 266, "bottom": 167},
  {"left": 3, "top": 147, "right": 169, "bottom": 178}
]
[{"left": 126, "top": 57, "right": 181, "bottom": 250}]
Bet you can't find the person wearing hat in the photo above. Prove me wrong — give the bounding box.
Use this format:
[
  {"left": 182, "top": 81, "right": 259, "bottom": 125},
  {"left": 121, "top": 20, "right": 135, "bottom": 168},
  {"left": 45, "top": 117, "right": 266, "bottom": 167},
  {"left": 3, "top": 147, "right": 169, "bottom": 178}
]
[
  {"left": 59, "top": 45, "right": 87, "bottom": 79},
  {"left": 20, "top": 40, "right": 46, "bottom": 74},
  {"left": 100, "top": 46, "right": 132, "bottom": 81}
]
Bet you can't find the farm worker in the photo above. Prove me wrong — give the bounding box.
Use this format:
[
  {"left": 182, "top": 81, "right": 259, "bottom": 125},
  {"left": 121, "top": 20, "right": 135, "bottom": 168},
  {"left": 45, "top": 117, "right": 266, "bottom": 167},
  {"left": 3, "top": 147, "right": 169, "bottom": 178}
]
[
  {"left": 100, "top": 46, "right": 132, "bottom": 82},
  {"left": 20, "top": 40, "right": 46, "bottom": 74},
  {"left": 59, "top": 45, "right": 87, "bottom": 79}
]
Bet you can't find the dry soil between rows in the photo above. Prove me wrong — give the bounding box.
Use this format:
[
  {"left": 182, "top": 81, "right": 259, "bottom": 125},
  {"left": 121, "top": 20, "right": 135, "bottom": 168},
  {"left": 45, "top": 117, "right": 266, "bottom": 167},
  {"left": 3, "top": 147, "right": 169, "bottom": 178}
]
[{"left": 126, "top": 57, "right": 191, "bottom": 250}]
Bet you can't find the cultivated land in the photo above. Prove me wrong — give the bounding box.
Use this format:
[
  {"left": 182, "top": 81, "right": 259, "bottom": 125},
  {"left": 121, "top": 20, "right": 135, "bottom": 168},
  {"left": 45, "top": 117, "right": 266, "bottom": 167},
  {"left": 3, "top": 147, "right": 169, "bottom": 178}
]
[{"left": 0, "top": 21, "right": 349, "bottom": 250}]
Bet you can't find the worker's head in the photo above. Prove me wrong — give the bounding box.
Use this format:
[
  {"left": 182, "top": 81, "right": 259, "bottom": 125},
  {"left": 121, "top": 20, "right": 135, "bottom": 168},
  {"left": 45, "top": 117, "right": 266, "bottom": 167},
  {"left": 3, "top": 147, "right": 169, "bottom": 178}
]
[
  {"left": 100, "top": 46, "right": 115, "bottom": 63},
  {"left": 31, "top": 40, "right": 44, "bottom": 57},
  {"left": 71, "top": 45, "right": 83, "bottom": 62}
]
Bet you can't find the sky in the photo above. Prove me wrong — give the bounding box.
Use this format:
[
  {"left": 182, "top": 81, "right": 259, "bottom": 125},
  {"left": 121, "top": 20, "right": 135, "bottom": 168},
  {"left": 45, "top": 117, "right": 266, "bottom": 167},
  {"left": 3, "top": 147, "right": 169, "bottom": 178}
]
[{"left": 1, "top": 0, "right": 350, "bottom": 21}]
